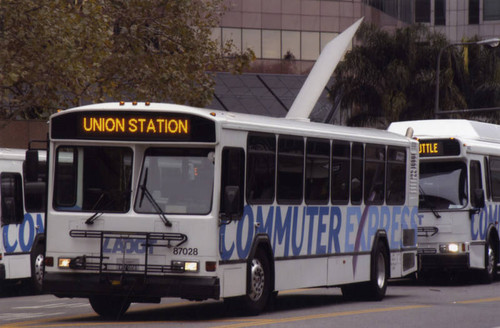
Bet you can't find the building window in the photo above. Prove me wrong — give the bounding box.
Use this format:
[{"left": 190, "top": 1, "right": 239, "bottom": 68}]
[
  {"left": 282, "top": 31, "right": 300, "bottom": 60},
  {"left": 262, "top": 30, "right": 281, "bottom": 59},
  {"left": 415, "top": 0, "right": 431, "bottom": 23},
  {"left": 435, "top": 0, "right": 446, "bottom": 25},
  {"left": 484, "top": 0, "right": 500, "bottom": 21},
  {"left": 320, "top": 32, "right": 338, "bottom": 51},
  {"left": 301, "top": 31, "right": 320, "bottom": 61},
  {"left": 243, "top": 29, "right": 261, "bottom": 57},
  {"left": 222, "top": 28, "right": 242, "bottom": 52},
  {"left": 469, "top": 0, "right": 480, "bottom": 24}
]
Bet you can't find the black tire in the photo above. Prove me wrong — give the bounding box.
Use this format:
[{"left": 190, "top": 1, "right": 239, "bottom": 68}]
[
  {"left": 89, "top": 296, "right": 131, "bottom": 319},
  {"left": 365, "top": 242, "right": 389, "bottom": 301},
  {"left": 481, "top": 240, "right": 497, "bottom": 284},
  {"left": 237, "top": 248, "right": 272, "bottom": 315},
  {"left": 342, "top": 243, "right": 388, "bottom": 301},
  {"left": 30, "top": 243, "right": 44, "bottom": 293}
]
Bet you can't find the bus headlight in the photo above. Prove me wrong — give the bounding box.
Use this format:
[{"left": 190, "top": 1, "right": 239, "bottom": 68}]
[
  {"left": 172, "top": 260, "right": 199, "bottom": 272},
  {"left": 58, "top": 258, "right": 72, "bottom": 268},
  {"left": 439, "top": 243, "right": 460, "bottom": 253}
]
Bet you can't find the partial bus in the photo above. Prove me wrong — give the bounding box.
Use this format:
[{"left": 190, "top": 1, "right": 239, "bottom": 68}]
[
  {"left": 0, "top": 148, "right": 46, "bottom": 292},
  {"left": 389, "top": 119, "right": 500, "bottom": 282},
  {"left": 37, "top": 102, "right": 419, "bottom": 317}
]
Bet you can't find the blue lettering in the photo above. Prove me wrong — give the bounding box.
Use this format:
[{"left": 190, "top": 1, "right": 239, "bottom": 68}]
[
  {"left": 2, "top": 225, "right": 17, "bottom": 253},
  {"left": 19, "top": 214, "right": 34, "bottom": 252},
  {"left": 292, "top": 207, "right": 306, "bottom": 256},
  {"left": 390, "top": 207, "right": 401, "bottom": 249},
  {"left": 367, "top": 207, "right": 380, "bottom": 248},
  {"left": 256, "top": 206, "right": 274, "bottom": 235},
  {"left": 307, "top": 207, "right": 318, "bottom": 255},
  {"left": 112, "top": 238, "right": 125, "bottom": 253},
  {"left": 236, "top": 205, "right": 254, "bottom": 259},
  {"left": 219, "top": 223, "right": 234, "bottom": 260},
  {"left": 274, "top": 206, "right": 292, "bottom": 256},
  {"left": 316, "top": 207, "right": 328, "bottom": 255},
  {"left": 328, "top": 207, "right": 341, "bottom": 253},
  {"left": 380, "top": 206, "right": 391, "bottom": 232},
  {"left": 345, "top": 207, "right": 360, "bottom": 252}
]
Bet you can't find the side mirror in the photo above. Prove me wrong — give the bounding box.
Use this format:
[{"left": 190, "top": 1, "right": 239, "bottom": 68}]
[
  {"left": 223, "top": 186, "right": 242, "bottom": 221},
  {"left": 472, "top": 188, "right": 485, "bottom": 210},
  {"left": 25, "top": 150, "right": 39, "bottom": 183}
]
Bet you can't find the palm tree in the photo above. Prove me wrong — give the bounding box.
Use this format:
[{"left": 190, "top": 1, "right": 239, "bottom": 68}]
[{"left": 330, "top": 23, "right": 500, "bottom": 127}]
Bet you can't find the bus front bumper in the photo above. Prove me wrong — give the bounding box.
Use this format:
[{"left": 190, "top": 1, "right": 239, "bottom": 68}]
[
  {"left": 43, "top": 272, "right": 220, "bottom": 301},
  {"left": 419, "top": 253, "right": 470, "bottom": 271}
]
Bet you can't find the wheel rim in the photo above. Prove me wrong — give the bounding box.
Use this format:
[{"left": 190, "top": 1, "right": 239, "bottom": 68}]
[
  {"left": 487, "top": 244, "right": 495, "bottom": 275},
  {"left": 376, "top": 252, "right": 386, "bottom": 289},
  {"left": 249, "top": 258, "right": 265, "bottom": 301},
  {"left": 34, "top": 253, "right": 44, "bottom": 287}
]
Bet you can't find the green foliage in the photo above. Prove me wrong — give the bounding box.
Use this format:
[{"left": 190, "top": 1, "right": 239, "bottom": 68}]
[
  {"left": 0, "top": 0, "right": 253, "bottom": 119},
  {"left": 330, "top": 23, "right": 500, "bottom": 127}
]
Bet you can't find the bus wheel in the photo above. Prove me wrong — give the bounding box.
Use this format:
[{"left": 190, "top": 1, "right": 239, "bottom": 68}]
[
  {"left": 89, "top": 296, "right": 131, "bottom": 319},
  {"left": 31, "top": 243, "right": 44, "bottom": 293},
  {"left": 365, "top": 243, "right": 389, "bottom": 301},
  {"left": 482, "top": 241, "right": 496, "bottom": 284},
  {"left": 242, "top": 248, "right": 271, "bottom": 315}
]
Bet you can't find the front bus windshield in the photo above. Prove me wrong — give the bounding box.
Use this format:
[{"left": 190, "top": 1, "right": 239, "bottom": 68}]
[
  {"left": 419, "top": 161, "right": 467, "bottom": 210},
  {"left": 53, "top": 146, "right": 133, "bottom": 212},
  {"left": 135, "top": 148, "right": 215, "bottom": 215}
]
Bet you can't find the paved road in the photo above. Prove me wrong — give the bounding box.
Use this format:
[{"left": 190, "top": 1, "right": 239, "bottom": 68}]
[{"left": 2, "top": 277, "right": 500, "bottom": 328}]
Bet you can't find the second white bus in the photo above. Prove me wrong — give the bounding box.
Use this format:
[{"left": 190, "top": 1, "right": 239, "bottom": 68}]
[
  {"left": 389, "top": 119, "right": 500, "bottom": 282},
  {"left": 0, "top": 148, "right": 46, "bottom": 292}
]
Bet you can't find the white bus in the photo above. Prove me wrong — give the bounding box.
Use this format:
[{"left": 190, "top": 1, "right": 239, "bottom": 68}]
[
  {"left": 0, "top": 148, "right": 46, "bottom": 292},
  {"left": 389, "top": 119, "right": 500, "bottom": 282},
  {"left": 37, "top": 101, "right": 419, "bottom": 317}
]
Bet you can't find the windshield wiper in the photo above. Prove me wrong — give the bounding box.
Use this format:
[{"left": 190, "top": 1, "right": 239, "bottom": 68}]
[
  {"left": 139, "top": 168, "right": 172, "bottom": 227},
  {"left": 85, "top": 191, "right": 106, "bottom": 225},
  {"left": 419, "top": 186, "right": 441, "bottom": 219},
  {"left": 139, "top": 185, "right": 172, "bottom": 227}
]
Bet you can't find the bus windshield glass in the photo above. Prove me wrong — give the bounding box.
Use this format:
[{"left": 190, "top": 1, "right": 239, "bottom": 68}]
[
  {"left": 135, "top": 148, "right": 214, "bottom": 215},
  {"left": 54, "top": 146, "right": 133, "bottom": 212},
  {"left": 419, "top": 161, "right": 467, "bottom": 210}
]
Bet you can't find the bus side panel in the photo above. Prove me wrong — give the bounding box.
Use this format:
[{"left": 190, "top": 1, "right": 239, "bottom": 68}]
[
  {"left": 275, "top": 258, "right": 327, "bottom": 291},
  {"left": 3, "top": 254, "right": 31, "bottom": 279},
  {"left": 221, "top": 264, "right": 246, "bottom": 298}
]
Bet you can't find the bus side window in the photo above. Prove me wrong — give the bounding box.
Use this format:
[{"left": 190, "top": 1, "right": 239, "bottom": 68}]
[
  {"left": 24, "top": 160, "right": 47, "bottom": 212},
  {"left": 221, "top": 147, "right": 245, "bottom": 219},
  {"left": 386, "top": 147, "right": 406, "bottom": 205},
  {"left": 489, "top": 157, "right": 500, "bottom": 202},
  {"left": 351, "top": 143, "right": 364, "bottom": 205},
  {"left": 365, "top": 144, "right": 385, "bottom": 205},
  {"left": 246, "top": 133, "right": 276, "bottom": 204},
  {"left": 277, "top": 135, "right": 304, "bottom": 205},
  {"left": 484, "top": 157, "right": 491, "bottom": 201},
  {"left": 470, "top": 160, "right": 484, "bottom": 208},
  {"left": 1, "top": 172, "right": 23, "bottom": 225},
  {"left": 331, "top": 141, "right": 350, "bottom": 205},
  {"left": 305, "top": 138, "right": 330, "bottom": 205}
]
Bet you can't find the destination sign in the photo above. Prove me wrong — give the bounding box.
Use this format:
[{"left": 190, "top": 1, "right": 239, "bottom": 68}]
[
  {"left": 51, "top": 110, "right": 216, "bottom": 142},
  {"left": 419, "top": 138, "right": 460, "bottom": 157}
]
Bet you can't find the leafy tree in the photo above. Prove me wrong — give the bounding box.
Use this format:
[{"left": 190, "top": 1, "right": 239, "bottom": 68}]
[
  {"left": 0, "top": 0, "right": 253, "bottom": 119},
  {"left": 330, "top": 23, "right": 500, "bottom": 127}
]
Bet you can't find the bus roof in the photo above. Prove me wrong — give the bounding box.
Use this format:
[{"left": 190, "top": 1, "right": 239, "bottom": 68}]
[
  {"left": 54, "top": 102, "right": 414, "bottom": 146},
  {"left": 388, "top": 119, "right": 500, "bottom": 144}
]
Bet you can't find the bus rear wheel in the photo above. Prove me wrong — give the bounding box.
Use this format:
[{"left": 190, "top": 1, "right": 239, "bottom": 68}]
[
  {"left": 89, "top": 296, "right": 131, "bottom": 319},
  {"left": 342, "top": 243, "right": 388, "bottom": 301}
]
